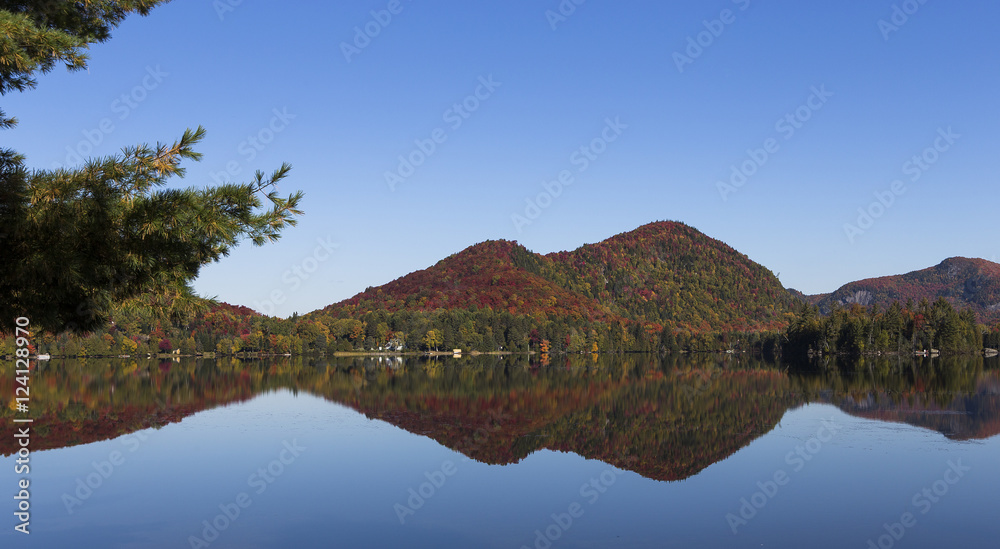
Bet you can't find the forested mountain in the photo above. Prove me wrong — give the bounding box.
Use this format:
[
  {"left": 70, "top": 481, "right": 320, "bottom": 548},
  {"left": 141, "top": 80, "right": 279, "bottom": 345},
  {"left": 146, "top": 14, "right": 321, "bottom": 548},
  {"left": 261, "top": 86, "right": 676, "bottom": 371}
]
[
  {"left": 6, "top": 222, "right": 1000, "bottom": 358},
  {"left": 317, "top": 221, "right": 797, "bottom": 334},
  {"left": 327, "top": 239, "right": 622, "bottom": 323},
  {"left": 811, "top": 258, "right": 1000, "bottom": 323},
  {"left": 541, "top": 221, "right": 797, "bottom": 331}
]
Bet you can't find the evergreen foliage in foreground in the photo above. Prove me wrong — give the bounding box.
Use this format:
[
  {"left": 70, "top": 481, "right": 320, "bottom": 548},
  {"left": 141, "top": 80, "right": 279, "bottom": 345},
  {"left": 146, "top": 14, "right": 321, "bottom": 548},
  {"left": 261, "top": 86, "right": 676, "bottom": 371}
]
[{"left": 0, "top": 0, "right": 304, "bottom": 332}]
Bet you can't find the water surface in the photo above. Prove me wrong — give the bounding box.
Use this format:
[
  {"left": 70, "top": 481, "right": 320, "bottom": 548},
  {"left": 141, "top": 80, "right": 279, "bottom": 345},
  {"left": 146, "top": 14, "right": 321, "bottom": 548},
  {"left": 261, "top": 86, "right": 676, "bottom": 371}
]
[{"left": 2, "top": 355, "right": 998, "bottom": 548}]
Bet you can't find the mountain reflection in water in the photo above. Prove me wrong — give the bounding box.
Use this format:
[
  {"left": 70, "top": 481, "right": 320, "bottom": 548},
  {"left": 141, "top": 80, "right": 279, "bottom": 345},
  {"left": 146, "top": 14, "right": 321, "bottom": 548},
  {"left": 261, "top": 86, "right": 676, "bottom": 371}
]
[{"left": 2, "top": 354, "right": 997, "bottom": 482}]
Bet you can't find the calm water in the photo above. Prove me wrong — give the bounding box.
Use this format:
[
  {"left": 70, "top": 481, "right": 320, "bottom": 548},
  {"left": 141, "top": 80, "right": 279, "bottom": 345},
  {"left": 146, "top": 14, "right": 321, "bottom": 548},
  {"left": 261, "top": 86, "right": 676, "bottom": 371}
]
[{"left": 2, "top": 354, "right": 999, "bottom": 548}]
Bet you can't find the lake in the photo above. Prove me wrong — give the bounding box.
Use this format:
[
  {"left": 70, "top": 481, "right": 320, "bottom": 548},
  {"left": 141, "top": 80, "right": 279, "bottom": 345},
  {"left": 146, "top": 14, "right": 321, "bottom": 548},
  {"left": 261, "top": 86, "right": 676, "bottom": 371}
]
[{"left": 2, "top": 354, "right": 998, "bottom": 548}]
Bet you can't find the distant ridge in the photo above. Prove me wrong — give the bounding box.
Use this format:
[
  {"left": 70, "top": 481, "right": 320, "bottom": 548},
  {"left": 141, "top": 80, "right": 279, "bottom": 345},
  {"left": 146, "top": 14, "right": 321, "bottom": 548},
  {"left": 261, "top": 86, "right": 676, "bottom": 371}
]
[{"left": 810, "top": 257, "right": 1000, "bottom": 323}]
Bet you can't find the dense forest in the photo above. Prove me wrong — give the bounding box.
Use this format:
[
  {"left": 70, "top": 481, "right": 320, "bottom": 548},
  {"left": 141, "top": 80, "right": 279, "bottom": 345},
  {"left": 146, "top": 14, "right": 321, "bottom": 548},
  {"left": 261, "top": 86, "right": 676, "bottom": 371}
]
[
  {"left": 3, "top": 221, "right": 999, "bottom": 359},
  {"left": 786, "top": 297, "right": 997, "bottom": 357},
  {"left": 322, "top": 221, "right": 799, "bottom": 333},
  {"left": 0, "top": 298, "right": 784, "bottom": 358},
  {"left": 811, "top": 257, "right": 1000, "bottom": 323},
  {"left": 541, "top": 221, "right": 798, "bottom": 331},
  {"left": 2, "top": 293, "right": 997, "bottom": 360}
]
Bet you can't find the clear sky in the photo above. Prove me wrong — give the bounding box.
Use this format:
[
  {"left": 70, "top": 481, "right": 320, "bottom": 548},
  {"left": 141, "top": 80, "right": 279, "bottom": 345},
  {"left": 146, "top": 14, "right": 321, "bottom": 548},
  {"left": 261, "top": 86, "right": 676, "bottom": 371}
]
[{"left": 7, "top": 0, "right": 1000, "bottom": 317}]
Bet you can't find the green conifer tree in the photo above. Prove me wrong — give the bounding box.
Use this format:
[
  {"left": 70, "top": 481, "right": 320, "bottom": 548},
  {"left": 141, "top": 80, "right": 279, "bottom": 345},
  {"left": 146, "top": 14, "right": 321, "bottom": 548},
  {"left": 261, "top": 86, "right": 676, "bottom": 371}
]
[{"left": 1, "top": 1, "right": 305, "bottom": 332}]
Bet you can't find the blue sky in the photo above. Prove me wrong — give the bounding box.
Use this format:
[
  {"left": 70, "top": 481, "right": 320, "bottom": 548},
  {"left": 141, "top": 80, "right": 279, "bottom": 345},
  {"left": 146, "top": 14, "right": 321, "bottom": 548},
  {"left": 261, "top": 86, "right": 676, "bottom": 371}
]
[{"left": 7, "top": 0, "right": 1000, "bottom": 317}]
